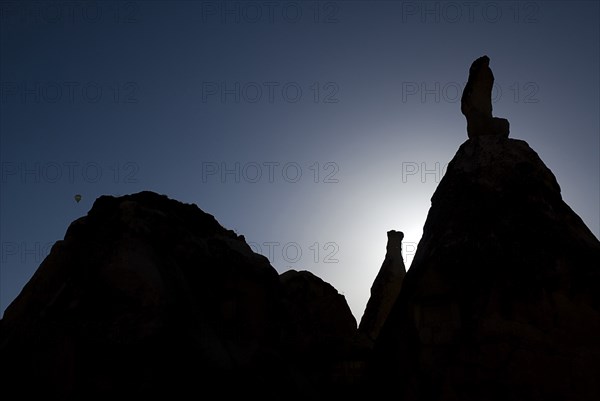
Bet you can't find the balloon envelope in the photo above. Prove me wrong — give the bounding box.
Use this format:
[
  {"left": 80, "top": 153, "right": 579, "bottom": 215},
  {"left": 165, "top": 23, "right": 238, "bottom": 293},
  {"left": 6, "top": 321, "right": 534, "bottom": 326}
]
[{"left": 74, "top": 194, "right": 82, "bottom": 203}]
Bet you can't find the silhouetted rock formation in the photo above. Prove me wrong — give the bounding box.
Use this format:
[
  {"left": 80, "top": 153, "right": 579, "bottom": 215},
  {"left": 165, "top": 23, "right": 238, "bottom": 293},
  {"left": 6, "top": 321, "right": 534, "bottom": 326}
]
[
  {"left": 279, "top": 269, "right": 358, "bottom": 399},
  {"left": 2, "top": 56, "right": 599, "bottom": 401},
  {"left": 370, "top": 135, "right": 600, "bottom": 401},
  {"left": 461, "top": 55, "right": 509, "bottom": 138},
  {"left": 359, "top": 230, "right": 406, "bottom": 343},
  {"left": 281, "top": 269, "right": 356, "bottom": 356},
  {"left": 0, "top": 191, "right": 356, "bottom": 400}
]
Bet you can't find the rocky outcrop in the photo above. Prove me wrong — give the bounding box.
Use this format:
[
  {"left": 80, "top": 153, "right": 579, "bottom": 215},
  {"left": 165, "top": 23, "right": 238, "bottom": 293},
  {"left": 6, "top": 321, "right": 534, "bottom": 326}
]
[
  {"left": 279, "top": 269, "right": 359, "bottom": 399},
  {"left": 461, "top": 55, "right": 509, "bottom": 138},
  {"left": 280, "top": 269, "right": 357, "bottom": 356},
  {"left": 2, "top": 55, "right": 599, "bottom": 401},
  {"left": 370, "top": 135, "right": 600, "bottom": 401},
  {"left": 0, "top": 191, "right": 355, "bottom": 400},
  {"left": 359, "top": 230, "right": 406, "bottom": 343}
]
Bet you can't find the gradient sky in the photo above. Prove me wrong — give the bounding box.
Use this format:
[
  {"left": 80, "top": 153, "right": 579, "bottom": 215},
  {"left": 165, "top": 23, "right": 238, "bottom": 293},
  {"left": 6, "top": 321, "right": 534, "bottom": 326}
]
[{"left": 1, "top": 0, "right": 598, "bottom": 321}]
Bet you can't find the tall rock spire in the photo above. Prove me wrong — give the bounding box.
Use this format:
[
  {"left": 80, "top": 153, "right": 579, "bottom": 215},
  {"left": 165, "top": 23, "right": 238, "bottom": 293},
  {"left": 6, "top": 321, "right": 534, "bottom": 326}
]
[
  {"left": 359, "top": 230, "right": 406, "bottom": 343},
  {"left": 461, "top": 55, "right": 510, "bottom": 138},
  {"left": 368, "top": 58, "right": 600, "bottom": 401}
]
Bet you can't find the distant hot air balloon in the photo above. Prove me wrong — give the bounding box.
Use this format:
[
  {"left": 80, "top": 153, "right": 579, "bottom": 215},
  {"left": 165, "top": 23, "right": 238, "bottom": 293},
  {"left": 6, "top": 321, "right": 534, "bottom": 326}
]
[{"left": 74, "top": 194, "right": 82, "bottom": 203}]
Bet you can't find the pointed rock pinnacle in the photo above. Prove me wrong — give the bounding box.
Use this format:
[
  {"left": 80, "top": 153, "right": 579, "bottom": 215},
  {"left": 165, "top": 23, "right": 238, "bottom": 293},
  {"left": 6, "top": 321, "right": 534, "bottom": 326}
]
[{"left": 461, "top": 55, "right": 510, "bottom": 139}]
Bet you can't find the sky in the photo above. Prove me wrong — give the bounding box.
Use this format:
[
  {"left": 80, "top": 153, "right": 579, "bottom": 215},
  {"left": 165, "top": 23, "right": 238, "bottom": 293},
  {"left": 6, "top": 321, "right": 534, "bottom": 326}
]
[{"left": 1, "top": 0, "right": 598, "bottom": 321}]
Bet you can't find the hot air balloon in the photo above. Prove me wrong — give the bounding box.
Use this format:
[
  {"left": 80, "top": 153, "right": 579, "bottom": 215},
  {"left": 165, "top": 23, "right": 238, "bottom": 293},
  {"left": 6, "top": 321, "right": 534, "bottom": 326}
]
[{"left": 74, "top": 194, "right": 82, "bottom": 203}]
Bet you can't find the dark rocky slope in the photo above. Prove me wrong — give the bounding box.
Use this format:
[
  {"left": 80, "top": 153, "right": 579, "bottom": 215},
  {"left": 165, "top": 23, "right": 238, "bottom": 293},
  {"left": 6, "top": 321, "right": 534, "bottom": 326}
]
[
  {"left": 370, "top": 134, "right": 600, "bottom": 401},
  {"left": 279, "top": 269, "right": 359, "bottom": 399},
  {"left": 368, "top": 57, "right": 600, "bottom": 401},
  {"left": 0, "top": 191, "right": 357, "bottom": 400}
]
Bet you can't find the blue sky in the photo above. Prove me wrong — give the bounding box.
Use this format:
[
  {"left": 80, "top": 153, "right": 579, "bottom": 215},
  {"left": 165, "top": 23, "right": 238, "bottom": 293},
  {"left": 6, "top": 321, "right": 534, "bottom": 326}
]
[{"left": 1, "top": 0, "right": 599, "bottom": 320}]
